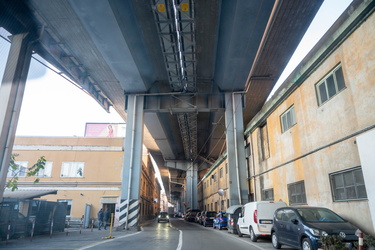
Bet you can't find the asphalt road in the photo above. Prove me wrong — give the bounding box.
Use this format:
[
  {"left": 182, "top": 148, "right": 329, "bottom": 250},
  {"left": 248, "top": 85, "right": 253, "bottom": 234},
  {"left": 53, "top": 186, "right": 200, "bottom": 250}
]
[
  {"left": 0, "top": 218, "right": 296, "bottom": 250},
  {"left": 81, "top": 218, "right": 296, "bottom": 250}
]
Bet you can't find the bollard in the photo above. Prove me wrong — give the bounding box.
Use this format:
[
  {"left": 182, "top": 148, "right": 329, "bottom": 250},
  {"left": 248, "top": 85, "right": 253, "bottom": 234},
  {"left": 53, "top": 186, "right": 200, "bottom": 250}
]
[
  {"left": 50, "top": 219, "right": 54, "bottom": 238},
  {"left": 102, "top": 213, "right": 114, "bottom": 239},
  {"left": 91, "top": 218, "right": 94, "bottom": 232},
  {"left": 80, "top": 218, "right": 83, "bottom": 234},
  {"left": 6, "top": 221, "right": 11, "bottom": 245},
  {"left": 30, "top": 219, "right": 35, "bottom": 241},
  {"left": 356, "top": 229, "right": 364, "bottom": 250},
  {"left": 109, "top": 213, "right": 113, "bottom": 236}
]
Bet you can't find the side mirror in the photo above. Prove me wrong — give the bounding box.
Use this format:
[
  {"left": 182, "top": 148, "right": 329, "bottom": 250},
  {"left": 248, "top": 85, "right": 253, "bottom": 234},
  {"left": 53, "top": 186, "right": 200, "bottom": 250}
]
[
  {"left": 239, "top": 213, "right": 242, "bottom": 218},
  {"left": 291, "top": 219, "right": 299, "bottom": 225}
]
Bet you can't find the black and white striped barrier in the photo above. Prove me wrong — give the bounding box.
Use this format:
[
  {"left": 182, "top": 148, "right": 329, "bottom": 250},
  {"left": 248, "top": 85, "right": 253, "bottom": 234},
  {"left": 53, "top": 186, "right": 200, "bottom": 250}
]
[{"left": 119, "top": 199, "right": 139, "bottom": 229}]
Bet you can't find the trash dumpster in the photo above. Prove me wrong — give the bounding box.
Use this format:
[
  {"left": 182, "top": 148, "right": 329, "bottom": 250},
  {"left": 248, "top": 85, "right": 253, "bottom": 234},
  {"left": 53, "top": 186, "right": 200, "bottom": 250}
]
[{"left": 226, "top": 205, "right": 242, "bottom": 234}]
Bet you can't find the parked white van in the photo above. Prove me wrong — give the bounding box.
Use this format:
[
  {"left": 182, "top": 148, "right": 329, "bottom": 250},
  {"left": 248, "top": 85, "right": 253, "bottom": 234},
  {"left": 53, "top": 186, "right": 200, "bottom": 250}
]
[{"left": 236, "top": 201, "right": 287, "bottom": 242}]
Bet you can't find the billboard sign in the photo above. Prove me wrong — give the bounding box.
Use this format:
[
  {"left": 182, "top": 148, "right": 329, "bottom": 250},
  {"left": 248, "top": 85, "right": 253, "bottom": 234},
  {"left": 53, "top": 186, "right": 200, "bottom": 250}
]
[{"left": 84, "top": 123, "right": 126, "bottom": 137}]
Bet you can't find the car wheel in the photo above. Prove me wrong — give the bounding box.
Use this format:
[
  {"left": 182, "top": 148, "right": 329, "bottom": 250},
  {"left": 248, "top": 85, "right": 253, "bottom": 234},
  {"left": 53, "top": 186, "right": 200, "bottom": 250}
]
[
  {"left": 237, "top": 225, "right": 243, "bottom": 237},
  {"left": 302, "top": 238, "right": 313, "bottom": 250},
  {"left": 250, "top": 227, "right": 258, "bottom": 242},
  {"left": 271, "top": 232, "right": 281, "bottom": 249}
]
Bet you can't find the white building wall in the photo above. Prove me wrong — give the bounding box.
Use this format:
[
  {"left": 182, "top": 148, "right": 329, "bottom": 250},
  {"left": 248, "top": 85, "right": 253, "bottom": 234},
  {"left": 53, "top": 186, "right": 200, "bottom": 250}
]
[{"left": 357, "top": 129, "right": 375, "bottom": 234}]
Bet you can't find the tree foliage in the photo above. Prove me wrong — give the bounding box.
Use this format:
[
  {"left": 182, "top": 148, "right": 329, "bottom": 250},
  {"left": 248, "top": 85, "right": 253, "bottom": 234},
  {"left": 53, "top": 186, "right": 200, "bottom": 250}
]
[{"left": 6, "top": 154, "right": 46, "bottom": 191}]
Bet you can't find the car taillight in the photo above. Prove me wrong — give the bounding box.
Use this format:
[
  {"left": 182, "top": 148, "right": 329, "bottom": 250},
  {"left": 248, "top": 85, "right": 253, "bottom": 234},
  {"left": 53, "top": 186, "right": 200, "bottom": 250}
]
[
  {"left": 219, "top": 218, "right": 223, "bottom": 221},
  {"left": 230, "top": 218, "right": 234, "bottom": 226},
  {"left": 254, "top": 210, "right": 258, "bottom": 223}
]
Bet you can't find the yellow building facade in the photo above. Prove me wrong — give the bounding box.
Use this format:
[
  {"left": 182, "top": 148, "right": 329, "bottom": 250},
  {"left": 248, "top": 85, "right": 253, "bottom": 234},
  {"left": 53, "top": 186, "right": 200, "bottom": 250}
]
[
  {"left": 8, "top": 136, "right": 161, "bottom": 227},
  {"left": 199, "top": 154, "right": 230, "bottom": 212},
  {"left": 245, "top": 3, "right": 374, "bottom": 235}
]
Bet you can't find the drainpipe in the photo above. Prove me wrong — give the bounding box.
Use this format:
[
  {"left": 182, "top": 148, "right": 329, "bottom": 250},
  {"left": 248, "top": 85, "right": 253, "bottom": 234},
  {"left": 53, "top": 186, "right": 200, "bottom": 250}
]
[
  {"left": 125, "top": 95, "right": 137, "bottom": 230},
  {"left": 191, "top": 162, "right": 194, "bottom": 208},
  {"left": 250, "top": 133, "right": 257, "bottom": 201}
]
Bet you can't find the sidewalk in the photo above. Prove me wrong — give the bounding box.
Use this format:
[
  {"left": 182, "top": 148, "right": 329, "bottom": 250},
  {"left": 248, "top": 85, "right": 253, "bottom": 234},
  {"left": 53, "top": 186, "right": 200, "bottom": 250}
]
[{"left": 0, "top": 224, "right": 143, "bottom": 249}]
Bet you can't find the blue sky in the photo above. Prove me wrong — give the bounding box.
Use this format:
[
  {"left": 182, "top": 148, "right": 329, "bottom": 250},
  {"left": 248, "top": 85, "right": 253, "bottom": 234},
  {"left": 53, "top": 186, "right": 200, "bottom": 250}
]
[{"left": 0, "top": 0, "right": 353, "bottom": 137}]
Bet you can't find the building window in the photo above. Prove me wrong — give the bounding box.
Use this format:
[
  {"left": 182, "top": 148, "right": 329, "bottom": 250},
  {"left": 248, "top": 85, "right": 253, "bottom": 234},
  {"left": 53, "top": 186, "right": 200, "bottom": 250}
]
[
  {"left": 245, "top": 143, "right": 251, "bottom": 159},
  {"left": 288, "top": 181, "right": 307, "bottom": 205},
  {"left": 60, "top": 162, "right": 84, "bottom": 177},
  {"left": 280, "top": 105, "right": 296, "bottom": 133},
  {"left": 36, "top": 161, "right": 53, "bottom": 177},
  {"left": 330, "top": 167, "right": 367, "bottom": 201},
  {"left": 316, "top": 64, "right": 346, "bottom": 106},
  {"left": 221, "top": 200, "right": 224, "bottom": 211},
  {"left": 219, "top": 168, "right": 223, "bottom": 178},
  {"left": 260, "top": 123, "right": 270, "bottom": 159},
  {"left": 7, "top": 161, "right": 28, "bottom": 177},
  {"left": 58, "top": 199, "right": 72, "bottom": 216},
  {"left": 262, "top": 188, "right": 274, "bottom": 201}
]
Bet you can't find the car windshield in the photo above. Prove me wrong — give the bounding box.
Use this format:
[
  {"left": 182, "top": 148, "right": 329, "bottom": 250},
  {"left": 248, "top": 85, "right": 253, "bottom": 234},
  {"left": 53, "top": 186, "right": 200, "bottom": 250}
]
[
  {"left": 297, "top": 208, "right": 345, "bottom": 222},
  {"left": 160, "top": 212, "right": 168, "bottom": 217},
  {"left": 206, "top": 212, "right": 216, "bottom": 217}
]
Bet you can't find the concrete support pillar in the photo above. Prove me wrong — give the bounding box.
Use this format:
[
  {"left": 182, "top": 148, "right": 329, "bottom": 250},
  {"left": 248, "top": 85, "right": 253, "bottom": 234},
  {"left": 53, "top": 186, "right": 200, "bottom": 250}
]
[
  {"left": 176, "top": 199, "right": 182, "bottom": 215},
  {"left": 185, "top": 162, "right": 198, "bottom": 209},
  {"left": 224, "top": 92, "right": 248, "bottom": 206},
  {"left": 119, "top": 94, "right": 144, "bottom": 229},
  {"left": 0, "top": 33, "right": 32, "bottom": 201}
]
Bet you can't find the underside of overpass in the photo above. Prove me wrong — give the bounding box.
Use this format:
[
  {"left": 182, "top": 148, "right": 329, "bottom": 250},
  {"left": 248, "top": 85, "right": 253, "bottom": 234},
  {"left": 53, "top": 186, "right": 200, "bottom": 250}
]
[{"left": 0, "top": 0, "right": 323, "bottom": 221}]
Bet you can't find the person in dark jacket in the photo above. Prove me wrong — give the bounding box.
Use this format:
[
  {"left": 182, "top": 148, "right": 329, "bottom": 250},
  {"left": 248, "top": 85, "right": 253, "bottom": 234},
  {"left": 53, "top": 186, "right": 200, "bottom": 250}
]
[
  {"left": 97, "top": 208, "right": 104, "bottom": 230},
  {"left": 103, "top": 209, "right": 110, "bottom": 230}
]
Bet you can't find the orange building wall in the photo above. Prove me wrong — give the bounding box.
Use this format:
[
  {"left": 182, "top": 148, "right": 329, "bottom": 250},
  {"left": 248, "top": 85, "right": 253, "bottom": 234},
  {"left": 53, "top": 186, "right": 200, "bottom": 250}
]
[{"left": 9, "top": 136, "right": 160, "bottom": 227}]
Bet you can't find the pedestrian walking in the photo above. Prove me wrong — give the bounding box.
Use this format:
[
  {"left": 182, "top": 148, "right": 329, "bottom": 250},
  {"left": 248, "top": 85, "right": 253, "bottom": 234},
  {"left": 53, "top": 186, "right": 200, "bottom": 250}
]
[
  {"left": 103, "top": 208, "right": 110, "bottom": 230},
  {"left": 97, "top": 208, "right": 103, "bottom": 230}
]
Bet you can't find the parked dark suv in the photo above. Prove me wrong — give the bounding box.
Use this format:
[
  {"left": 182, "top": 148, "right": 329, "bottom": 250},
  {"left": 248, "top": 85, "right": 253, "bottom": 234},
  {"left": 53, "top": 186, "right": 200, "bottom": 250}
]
[
  {"left": 201, "top": 211, "right": 216, "bottom": 227},
  {"left": 271, "top": 207, "right": 359, "bottom": 250}
]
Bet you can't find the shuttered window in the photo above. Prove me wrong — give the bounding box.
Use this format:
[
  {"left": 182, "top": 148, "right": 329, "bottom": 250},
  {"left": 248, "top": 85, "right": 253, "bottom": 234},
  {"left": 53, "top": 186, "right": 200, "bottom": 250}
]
[
  {"left": 260, "top": 123, "right": 270, "bottom": 159},
  {"left": 316, "top": 64, "right": 346, "bottom": 106},
  {"left": 330, "top": 167, "right": 367, "bottom": 201},
  {"left": 288, "top": 181, "right": 307, "bottom": 205},
  {"left": 262, "top": 188, "right": 274, "bottom": 201},
  {"left": 280, "top": 105, "right": 296, "bottom": 133}
]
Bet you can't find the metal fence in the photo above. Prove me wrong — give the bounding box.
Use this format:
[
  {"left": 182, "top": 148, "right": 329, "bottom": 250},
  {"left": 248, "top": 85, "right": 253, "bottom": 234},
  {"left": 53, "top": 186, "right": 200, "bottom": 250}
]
[{"left": 0, "top": 199, "right": 66, "bottom": 240}]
